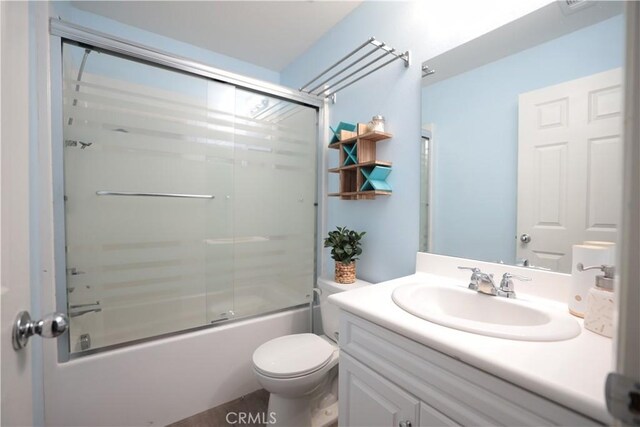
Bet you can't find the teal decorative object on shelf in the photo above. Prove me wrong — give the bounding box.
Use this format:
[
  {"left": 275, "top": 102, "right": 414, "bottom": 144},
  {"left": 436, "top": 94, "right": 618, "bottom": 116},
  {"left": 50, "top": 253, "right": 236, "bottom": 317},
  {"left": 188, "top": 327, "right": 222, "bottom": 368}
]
[
  {"left": 360, "top": 166, "right": 392, "bottom": 192},
  {"left": 343, "top": 144, "right": 357, "bottom": 166},
  {"left": 329, "top": 122, "right": 356, "bottom": 144}
]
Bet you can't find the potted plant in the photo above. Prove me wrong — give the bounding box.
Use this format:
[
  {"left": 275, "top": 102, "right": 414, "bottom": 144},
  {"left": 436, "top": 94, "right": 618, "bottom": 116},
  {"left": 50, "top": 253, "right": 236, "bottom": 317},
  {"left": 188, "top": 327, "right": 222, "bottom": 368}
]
[{"left": 324, "top": 226, "right": 366, "bottom": 284}]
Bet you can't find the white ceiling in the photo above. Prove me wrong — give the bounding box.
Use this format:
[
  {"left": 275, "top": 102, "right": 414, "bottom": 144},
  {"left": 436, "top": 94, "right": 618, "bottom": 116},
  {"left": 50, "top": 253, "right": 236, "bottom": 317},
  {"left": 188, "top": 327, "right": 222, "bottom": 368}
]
[{"left": 71, "top": 1, "right": 362, "bottom": 71}]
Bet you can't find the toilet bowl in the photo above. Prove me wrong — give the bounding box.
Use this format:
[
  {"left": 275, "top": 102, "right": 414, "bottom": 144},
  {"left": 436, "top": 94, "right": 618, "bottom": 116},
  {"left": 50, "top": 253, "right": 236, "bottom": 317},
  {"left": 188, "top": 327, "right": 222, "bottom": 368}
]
[{"left": 252, "top": 277, "right": 370, "bottom": 427}]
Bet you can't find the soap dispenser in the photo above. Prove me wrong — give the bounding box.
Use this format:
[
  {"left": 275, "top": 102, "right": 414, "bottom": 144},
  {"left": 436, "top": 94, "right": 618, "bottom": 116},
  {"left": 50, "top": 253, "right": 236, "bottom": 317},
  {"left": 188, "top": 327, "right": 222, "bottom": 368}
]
[{"left": 576, "top": 263, "right": 615, "bottom": 338}]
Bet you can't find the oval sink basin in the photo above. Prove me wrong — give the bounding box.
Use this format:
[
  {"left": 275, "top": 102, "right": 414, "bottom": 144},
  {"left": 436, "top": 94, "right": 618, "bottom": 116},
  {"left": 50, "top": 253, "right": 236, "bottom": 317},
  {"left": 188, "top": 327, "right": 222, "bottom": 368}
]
[{"left": 392, "top": 282, "right": 580, "bottom": 341}]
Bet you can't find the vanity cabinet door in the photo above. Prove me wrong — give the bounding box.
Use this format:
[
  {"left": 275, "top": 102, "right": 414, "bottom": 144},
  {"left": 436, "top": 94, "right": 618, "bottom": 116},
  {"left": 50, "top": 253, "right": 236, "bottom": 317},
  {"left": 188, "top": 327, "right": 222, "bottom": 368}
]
[
  {"left": 420, "top": 403, "right": 460, "bottom": 427},
  {"left": 340, "top": 353, "right": 420, "bottom": 427}
]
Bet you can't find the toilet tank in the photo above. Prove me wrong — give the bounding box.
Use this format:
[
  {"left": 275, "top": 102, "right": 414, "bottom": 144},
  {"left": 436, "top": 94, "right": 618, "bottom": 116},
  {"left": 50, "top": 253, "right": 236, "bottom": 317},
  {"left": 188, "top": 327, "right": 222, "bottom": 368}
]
[{"left": 318, "top": 277, "right": 371, "bottom": 342}]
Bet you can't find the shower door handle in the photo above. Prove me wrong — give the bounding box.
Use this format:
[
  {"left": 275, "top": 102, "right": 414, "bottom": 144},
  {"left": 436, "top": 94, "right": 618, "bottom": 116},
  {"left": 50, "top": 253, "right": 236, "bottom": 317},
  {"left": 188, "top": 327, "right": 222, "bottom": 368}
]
[
  {"left": 12, "top": 311, "right": 69, "bottom": 350},
  {"left": 96, "top": 191, "right": 214, "bottom": 199}
]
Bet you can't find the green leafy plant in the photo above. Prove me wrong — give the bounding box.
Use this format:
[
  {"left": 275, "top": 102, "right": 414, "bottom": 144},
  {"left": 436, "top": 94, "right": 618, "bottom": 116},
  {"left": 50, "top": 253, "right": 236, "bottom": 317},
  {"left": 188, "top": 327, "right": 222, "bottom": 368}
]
[{"left": 324, "top": 226, "right": 366, "bottom": 264}]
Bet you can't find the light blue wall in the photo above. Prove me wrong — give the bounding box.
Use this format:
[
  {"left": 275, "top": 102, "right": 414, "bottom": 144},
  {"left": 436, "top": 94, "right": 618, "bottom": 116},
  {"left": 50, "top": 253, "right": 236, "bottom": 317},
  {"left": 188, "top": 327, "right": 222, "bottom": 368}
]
[
  {"left": 51, "top": 1, "right": 280, "bottom": 84},
  {"left": 282, "top": 2, "right": 426, "bottom": 283},
  {"left": 281, "top": 1, "right": 516, "bottom": 283},
  {"left": 282, "top": 2, "right": 624, "bottom": 283},
  {"left": 423, "top": 15, "right": 624, "bottom": 265}
]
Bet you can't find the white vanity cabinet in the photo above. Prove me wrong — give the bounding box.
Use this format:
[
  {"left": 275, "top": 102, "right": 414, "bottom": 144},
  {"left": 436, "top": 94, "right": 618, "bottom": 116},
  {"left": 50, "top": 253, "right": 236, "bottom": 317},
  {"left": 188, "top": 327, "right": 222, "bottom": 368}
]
[{"left": 338, "top": 312, "right": 602, "bottom": 427}]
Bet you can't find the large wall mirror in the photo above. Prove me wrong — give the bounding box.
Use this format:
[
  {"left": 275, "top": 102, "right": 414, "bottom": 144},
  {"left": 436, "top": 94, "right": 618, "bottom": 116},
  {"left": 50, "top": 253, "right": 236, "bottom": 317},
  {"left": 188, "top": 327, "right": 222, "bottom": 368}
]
[{"left": 420, "top": 1, "right": 625, "bottom": 273}]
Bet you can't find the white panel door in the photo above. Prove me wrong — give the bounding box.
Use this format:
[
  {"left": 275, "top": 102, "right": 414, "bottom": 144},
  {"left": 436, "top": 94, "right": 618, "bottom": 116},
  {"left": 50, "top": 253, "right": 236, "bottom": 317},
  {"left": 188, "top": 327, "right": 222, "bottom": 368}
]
[
  {"left": 340, "top": 353, "right": 420, "bottom": 427},
  {"left": 517, "top": 68, "right": 623, "bottom": 272},
  {"left": 1, "top": 2, "right": 39, "bottom": 425}
]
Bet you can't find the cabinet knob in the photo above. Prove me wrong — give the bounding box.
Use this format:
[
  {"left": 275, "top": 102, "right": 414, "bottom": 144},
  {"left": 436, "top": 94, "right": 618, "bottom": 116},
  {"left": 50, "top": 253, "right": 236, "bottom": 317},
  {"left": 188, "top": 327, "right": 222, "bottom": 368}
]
[{"left": 399, "top": 421, "right": 412, "bottom": 427}]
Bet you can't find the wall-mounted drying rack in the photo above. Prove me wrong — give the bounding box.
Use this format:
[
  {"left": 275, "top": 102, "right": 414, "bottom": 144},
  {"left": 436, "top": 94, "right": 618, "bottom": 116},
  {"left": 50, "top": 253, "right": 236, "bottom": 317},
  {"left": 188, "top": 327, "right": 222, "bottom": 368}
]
[{"left": 299, "top": 37, "right": 410, "bottom": 103}]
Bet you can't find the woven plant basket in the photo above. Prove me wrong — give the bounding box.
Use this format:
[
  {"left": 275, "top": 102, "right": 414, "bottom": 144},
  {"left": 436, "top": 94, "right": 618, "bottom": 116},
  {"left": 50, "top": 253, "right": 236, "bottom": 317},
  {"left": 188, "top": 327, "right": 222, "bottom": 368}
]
[{"left": 335, "top": 261, "right": 356, "bottom": 284}]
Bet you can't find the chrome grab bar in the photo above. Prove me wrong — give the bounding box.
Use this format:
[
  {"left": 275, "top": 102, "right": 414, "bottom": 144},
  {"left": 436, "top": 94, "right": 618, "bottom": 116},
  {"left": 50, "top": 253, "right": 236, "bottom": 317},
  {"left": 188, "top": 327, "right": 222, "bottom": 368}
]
[{"left": 96, "top": 191, "right": 214, "bottom": 199}]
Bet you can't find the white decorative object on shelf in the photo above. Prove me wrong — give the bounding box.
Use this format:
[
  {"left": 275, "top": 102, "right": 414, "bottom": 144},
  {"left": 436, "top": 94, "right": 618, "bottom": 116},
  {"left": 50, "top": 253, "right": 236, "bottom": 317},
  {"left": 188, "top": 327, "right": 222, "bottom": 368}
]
[{"left": 367, "top": 115, "right": 385, "bottom": 132}]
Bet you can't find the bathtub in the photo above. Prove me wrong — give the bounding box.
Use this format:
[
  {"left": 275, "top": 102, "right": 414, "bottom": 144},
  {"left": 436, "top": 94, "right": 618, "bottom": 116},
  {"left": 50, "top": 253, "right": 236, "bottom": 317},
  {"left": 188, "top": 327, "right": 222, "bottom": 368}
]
[{"left": 44, "top": 304, "right": 309, "bottom": 426}]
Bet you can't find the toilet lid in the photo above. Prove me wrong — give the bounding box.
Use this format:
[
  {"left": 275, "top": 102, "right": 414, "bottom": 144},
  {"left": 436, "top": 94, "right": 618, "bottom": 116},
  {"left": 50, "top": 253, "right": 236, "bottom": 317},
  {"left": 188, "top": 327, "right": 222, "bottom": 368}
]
[{"left": 253, "top": 334, "right": 335, "bottom": 379}]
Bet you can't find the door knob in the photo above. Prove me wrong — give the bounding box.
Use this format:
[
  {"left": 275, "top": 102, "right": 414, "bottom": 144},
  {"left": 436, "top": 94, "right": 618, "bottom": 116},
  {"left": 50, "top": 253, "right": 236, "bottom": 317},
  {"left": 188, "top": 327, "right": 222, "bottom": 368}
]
[
  {"left": 520, "top": 233, "right": 532, "bottom": 243},
  {"left": 12, "top": 311, "right": 69, "bottom": 350}
]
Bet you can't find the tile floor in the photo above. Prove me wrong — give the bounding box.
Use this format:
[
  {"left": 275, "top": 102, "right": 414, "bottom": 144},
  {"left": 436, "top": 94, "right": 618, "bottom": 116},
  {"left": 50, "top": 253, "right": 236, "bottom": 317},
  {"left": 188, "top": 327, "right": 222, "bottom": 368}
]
[{"left": 168, "top": 389, "right": 269, "bottom": 427}]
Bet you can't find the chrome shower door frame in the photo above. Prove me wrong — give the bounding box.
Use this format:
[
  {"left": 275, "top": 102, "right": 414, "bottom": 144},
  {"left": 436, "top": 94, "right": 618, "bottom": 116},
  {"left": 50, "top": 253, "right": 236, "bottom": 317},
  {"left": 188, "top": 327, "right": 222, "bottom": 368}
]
[{"left": 49, "top": 19, "right": 326, "bottom": 362}]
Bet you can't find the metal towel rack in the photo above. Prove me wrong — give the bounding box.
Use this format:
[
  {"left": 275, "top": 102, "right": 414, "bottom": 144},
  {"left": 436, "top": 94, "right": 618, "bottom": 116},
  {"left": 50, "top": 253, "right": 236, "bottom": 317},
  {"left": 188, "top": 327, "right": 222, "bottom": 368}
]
[
  {"left": 96, "top": 191, "right": 214, "bottom": 199},
  {"left": 299, "top": 37, "right": 410, "bottom": 103}
]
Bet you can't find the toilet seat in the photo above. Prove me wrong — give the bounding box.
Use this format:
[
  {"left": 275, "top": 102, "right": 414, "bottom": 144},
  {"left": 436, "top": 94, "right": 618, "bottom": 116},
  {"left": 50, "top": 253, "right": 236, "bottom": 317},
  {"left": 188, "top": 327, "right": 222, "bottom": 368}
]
[{"left": 253, "top": 333, "right": 336, "bottom": 379}]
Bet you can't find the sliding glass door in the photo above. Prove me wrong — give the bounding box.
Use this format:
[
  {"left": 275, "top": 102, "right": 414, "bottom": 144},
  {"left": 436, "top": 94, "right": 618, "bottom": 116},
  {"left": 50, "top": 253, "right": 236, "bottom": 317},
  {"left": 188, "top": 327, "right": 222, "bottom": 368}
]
[
  {"left": 231, "top": 90, "right": 317, "bottom": 319},
  {"left": 62, "top": 42, "right": 317, "bottom": 354}
]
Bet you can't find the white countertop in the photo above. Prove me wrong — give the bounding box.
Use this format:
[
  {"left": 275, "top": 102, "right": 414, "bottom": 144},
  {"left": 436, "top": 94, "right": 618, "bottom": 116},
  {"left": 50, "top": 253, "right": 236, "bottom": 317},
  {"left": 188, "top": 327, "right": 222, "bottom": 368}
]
[{"left": 329, "top": 269, "right": 614, "bottom": 424}]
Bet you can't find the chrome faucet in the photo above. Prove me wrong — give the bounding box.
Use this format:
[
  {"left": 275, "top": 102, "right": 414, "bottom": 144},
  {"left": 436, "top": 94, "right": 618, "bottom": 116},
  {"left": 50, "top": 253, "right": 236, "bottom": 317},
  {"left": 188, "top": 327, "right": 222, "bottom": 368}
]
[
  {"left": 459, "top": 267, "right": 530, "bottom": 298},
  {"left": 458, "top": 266, "right": 496, "bottom": 295}
]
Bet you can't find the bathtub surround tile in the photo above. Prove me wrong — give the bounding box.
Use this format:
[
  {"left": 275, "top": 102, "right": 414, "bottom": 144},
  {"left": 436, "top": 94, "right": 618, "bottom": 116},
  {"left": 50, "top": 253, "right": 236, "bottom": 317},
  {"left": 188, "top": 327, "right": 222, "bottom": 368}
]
[{"left": 168, "top": 389, "right": 270, "bottom": 427}]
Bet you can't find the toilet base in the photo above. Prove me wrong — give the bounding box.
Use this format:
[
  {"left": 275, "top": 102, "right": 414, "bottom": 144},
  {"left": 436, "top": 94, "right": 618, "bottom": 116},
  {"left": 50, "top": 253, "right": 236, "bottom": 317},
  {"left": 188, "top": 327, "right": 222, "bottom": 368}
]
[
  {"left": 268, "top": 394, "right": 338, "bottom": 427},
  {"left": 267, "top": 367, "right": 338, "bottom": 427}
]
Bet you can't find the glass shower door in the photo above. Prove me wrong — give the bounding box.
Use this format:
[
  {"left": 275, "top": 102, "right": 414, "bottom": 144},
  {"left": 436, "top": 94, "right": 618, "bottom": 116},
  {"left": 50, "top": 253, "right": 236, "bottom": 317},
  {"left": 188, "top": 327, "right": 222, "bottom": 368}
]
[
  {"left": 62, "top": 43, "right": 236, "bottom": 352},
  {"left": 62, "top": 42, "right": 318, "bottom": 355},
  {"left": 231, "top": 90, "right": 317, "bottom": 318}
]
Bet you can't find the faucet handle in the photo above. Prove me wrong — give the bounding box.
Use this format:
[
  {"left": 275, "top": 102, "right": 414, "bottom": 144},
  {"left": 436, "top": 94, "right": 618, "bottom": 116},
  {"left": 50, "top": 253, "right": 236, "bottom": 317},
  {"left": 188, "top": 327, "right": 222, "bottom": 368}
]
[
  {"left": 499, "top": 272, "right": 531, "bottom": 297},
  {"left": 502, "top": 272, "right": 531, "bottom": 281},
  {"left": 458, "top": 266, "right": 483, "bottom": 290}
]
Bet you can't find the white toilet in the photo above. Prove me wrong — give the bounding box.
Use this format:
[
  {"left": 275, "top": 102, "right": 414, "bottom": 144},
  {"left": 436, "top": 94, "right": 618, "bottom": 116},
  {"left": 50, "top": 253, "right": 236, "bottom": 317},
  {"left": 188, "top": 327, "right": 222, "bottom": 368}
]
[{"left": 252, "top": 277, "right": 370, "bottom": 427}]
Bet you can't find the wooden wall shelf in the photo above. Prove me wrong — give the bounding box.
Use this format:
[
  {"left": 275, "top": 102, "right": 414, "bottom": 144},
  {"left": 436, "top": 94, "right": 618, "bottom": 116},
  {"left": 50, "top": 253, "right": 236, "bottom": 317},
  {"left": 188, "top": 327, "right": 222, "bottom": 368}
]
[
  {"left": 328, "top": 190, "right": 392, "bottom": 200},
  {"left": 328, "top": 160, "right": 392, "bottom": 173},
  {"left": 327, "top": 130, "right": 393, "bottom": 200},
  {"left": 328, "top": 131, "right": 393, "bottom": 148}
]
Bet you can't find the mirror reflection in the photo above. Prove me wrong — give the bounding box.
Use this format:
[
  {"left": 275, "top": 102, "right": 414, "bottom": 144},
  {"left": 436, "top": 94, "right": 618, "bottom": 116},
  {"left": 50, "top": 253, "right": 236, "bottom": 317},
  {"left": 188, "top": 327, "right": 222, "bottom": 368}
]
[{"left": 420, "top": 1, "right": 625, "bottom": 273}]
